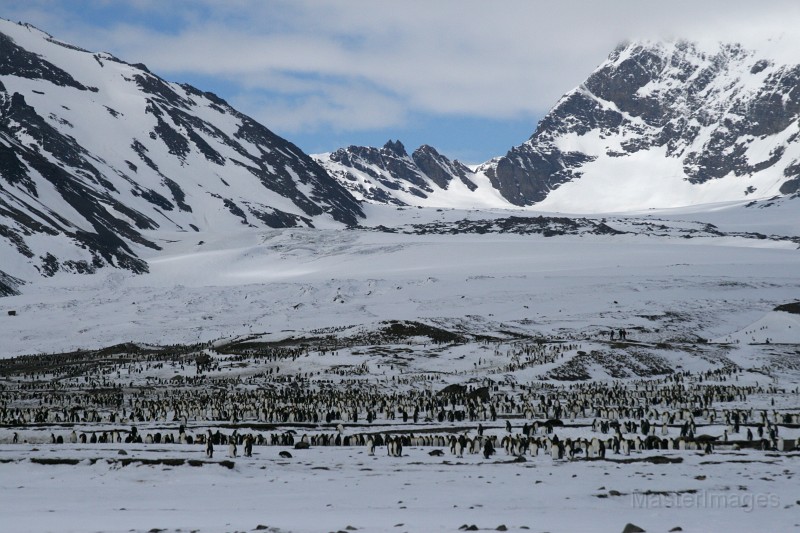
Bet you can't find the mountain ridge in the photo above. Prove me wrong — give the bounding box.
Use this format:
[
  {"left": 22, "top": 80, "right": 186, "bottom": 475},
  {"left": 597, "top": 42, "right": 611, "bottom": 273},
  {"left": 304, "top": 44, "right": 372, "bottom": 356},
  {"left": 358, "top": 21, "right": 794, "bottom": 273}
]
[
  {"left": 1, "top": 21, "right": 798, "bottom": 297},
  {"left": 317, "top": 140, "right": 493, "bottom": 207},
  {"left": 0, "top": 19, "right": 364, "bottom": 291},
  {"left": 317, "top": 38, "right": 800, "bottom": 212}
]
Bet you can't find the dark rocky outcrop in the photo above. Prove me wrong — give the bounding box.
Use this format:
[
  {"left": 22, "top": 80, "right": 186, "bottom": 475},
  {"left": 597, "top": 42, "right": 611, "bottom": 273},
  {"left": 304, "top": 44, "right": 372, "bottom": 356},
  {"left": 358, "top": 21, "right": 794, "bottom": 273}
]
[{"left": 321, "top": 140, "right": 477, "bottom": 205}]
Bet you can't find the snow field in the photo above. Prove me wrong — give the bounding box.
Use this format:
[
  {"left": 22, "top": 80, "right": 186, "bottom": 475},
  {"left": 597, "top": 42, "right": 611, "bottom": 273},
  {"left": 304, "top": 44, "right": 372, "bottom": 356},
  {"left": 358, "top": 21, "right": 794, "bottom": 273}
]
[{"left": 0, "top": 441, "right": 797, "bottom": 533}]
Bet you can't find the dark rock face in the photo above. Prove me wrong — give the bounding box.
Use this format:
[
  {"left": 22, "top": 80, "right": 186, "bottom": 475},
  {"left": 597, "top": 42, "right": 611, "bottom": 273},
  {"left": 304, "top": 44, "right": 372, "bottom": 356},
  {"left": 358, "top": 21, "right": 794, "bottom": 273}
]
[
  {"left": 0, "top": 20, "right": 363, "bottom": 293},
  {"left": 329, "top": 140, "right": 432, "bottom": 199},
  {"left": 321, "top": 140, "right": 477, "bottom": 205},
  {"left": 0, "top": 32, "right": 90, "bottom": 91},
  {"left": 0, "top": 269, "right": 23, "bottom": 296},
  {"left": 412, "top": 145, "right": 477, "bottom": 191},
  {"left": 482, "top": 40, "right": 800, "bottom": 205},
  {"left": 780, "top": 177, "right": 800, "bottom": 195},
  {"left": 484, "top": 140, "right": 593, "bottom": 205},
  {"left": 0, "top": 90, "right": 154, "bottom": 274}
]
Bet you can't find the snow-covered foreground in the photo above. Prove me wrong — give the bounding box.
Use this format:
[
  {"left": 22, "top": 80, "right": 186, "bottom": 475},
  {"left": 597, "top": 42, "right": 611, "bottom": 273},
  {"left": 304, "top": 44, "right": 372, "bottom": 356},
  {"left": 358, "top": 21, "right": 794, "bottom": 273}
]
[
  {"left": 0, "top": 443, "right": 797, "bottom": 533},
  {"left": 1, "top": 201, "right": 799, "bottom": 533}
]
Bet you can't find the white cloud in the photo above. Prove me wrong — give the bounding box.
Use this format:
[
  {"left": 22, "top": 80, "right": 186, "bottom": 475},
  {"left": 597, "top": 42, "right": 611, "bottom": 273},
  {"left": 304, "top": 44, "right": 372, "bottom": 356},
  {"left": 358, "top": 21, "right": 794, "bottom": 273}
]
[
  {"left": 233, "top": 82, "right": 408, "bottom": 134},
  {"left": 5, "top": 0, "right": 800, "bottom": 135}
]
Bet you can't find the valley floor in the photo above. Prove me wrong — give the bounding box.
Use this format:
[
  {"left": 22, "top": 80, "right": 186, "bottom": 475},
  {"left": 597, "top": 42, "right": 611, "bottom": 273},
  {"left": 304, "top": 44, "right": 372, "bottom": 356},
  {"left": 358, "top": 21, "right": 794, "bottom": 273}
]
[
  {"left": 2, "top": 202, "right": 799, "bottom": 359},
  {"left": 1, "top": 202, "right": 799, "bottom": 532}
]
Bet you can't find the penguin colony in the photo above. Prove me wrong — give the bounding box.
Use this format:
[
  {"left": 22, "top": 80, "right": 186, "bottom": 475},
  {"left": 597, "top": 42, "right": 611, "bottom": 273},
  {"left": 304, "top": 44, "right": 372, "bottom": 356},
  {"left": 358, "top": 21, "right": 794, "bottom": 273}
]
[{"left": 1, "top": 336, "right": 799, "bottom": 459}]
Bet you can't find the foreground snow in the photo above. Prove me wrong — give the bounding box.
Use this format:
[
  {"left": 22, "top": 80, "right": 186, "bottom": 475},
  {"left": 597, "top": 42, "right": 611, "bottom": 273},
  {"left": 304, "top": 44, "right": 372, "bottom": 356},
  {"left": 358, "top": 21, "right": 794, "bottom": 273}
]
[
  {"left": 0, "top": 442, "right": 797, "bottom": 533},
  {"left": 1, "top": 201, "right": 799, "bottom": 533}
]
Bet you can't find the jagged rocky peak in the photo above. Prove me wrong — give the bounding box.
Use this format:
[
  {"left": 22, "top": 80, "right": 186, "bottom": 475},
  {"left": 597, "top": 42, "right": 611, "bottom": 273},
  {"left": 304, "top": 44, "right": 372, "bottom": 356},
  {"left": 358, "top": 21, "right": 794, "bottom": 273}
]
[
  {"left": 317, "top": 140, "right": 480, "bottom": 205},
  {"left": 323, "top": 38, "right": 800, "bottom": 210},
  {"left": 324, "top": 140, "right": 435, "bottom": 202},
  {"left": 0, "top": 18, "right": 363, "bottom": 293},
  {"left": 411, "top": 144, "right": 477, "bottom": 191},
  {"left": 480, "top": 38, "right": 800, "bottom": 209},
  {"left": 382, "top": 139, "right": 408, "bottom": 157},
  {"left": 601, "top": 39, "right": 800, "bottom": 172},
  {"left": 579, "top": 39, "right": 798, "bottom": 141}
]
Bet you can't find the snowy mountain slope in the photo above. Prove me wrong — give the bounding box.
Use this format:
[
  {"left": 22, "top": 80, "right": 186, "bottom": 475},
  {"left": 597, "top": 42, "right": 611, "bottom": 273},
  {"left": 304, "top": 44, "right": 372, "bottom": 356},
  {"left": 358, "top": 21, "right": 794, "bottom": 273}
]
[
  {"left": 1, "top": 17, "right": 798, "bottom": 312},
  {"left": 0, "top": 20, "right": 363, "bottom": 292},
  {"left": 491, "top": 39, "right": 800, "bottom": 211},
  {"left": 319, "top": 39, "right": 800, "bottom": 212}
]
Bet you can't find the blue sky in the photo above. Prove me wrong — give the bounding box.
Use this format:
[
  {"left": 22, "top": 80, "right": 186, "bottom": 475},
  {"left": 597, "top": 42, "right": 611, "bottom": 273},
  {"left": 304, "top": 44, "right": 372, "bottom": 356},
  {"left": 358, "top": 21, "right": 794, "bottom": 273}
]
[{"left": 4, "top": 0, "right": 799, "bottom": 163}]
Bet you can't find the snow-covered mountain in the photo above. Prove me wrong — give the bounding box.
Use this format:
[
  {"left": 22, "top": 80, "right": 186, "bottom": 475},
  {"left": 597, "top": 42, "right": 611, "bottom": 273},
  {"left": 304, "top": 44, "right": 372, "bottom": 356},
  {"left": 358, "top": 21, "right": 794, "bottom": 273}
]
[
  {"left": 3, "top": 20, "right": 799, "bottom": 298},
  {"left": 493, "top": 39, "right": 800, "bottom": 212},
  {"left": 318, "top": 39, "right": 800, "bottom": 212},
  {"left": 0, "top": 20, "right": 364, "bottom": 295},
  {"left": 316, "top": 140, "right": 513, "bottom": 209}
]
